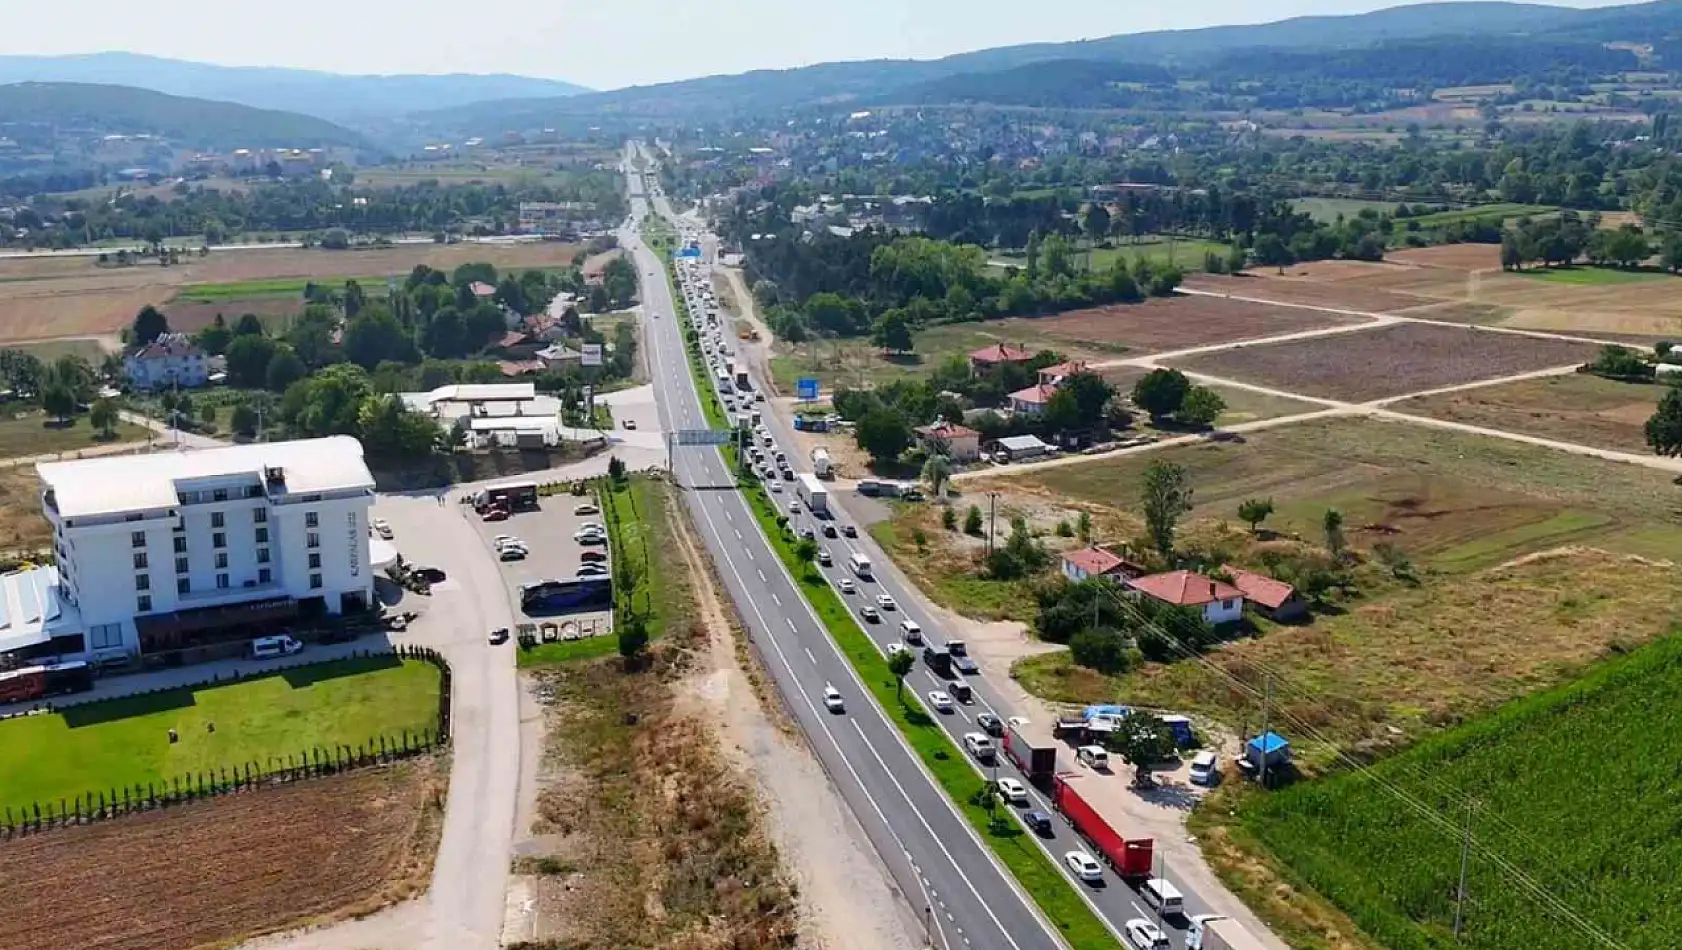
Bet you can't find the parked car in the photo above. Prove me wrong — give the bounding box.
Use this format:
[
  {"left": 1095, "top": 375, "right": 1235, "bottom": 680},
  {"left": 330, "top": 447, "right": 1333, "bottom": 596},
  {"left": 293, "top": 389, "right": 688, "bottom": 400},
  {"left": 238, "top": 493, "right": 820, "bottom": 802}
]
[
  {"left": 371, "top": 519, "right": 393, "bottom": 539},
  {"left": 482, "top": 508, "right": 510, "bottom": 522},
  {"left": 576, "top": 564, "right": 610, "bottom": 577},
  {"left": 1189, "top": 750, "right": 1220, "bottom": 786},
  {"left": 412, "top": 566, "right": 447, "bottom": 583},
  {"left": 623, "top": 419, "right": 637, "bottom": 430},
  {"left": 488, "top": 627, "right": 510, "bottom": 645},
  {"left": 579, "top": 550, "right": 608, "bottom": 563},
  {"left": 574, "top": 503, "right": 600, "bottom": 515},
  {"left": 499, "top": 547, "right": 527, "bottom": 562}
]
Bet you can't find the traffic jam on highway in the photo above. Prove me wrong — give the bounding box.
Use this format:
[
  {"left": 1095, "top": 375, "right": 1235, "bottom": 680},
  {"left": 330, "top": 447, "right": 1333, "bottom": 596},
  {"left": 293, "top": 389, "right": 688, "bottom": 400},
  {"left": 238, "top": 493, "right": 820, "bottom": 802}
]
[{"left": 665, "top": 222, "right": 1264, "bottom": 950}]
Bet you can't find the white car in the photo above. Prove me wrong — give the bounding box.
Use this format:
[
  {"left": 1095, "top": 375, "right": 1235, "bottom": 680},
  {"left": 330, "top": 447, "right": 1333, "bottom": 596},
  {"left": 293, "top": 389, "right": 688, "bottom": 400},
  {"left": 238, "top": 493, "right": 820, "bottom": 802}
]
[
  {"left": 876, "top": 594, "right": 897, "bottom": 610},
  {"left": 823, "top": 684, "right": 844, "bottom": 713},
  {"left": 1124, "top": 919, "right": 1171, "bottom": 950},
  {"left": 573, "top": 502, "right": 599, "bottom": 516},
  {"left": 838, "top": 578, "right": 856, "bottom": 594},
  {"left": 578, "top": 522, "right": 605, "bottom": 535},
  {"left": 963, "top": 732, "right": 995, "bottom": 760},
  {"left": 787, "top": 501, "right": 800, "bottom": 515},
  {"left": 996, "top": 777, "right": 1028, "bottom": 804},
  {"left": 817, "top": 549, "right": 832, "bottom": 566},
  {"left": 769, "top": 480, "right": 783, "bottom": 493},
  {"left": 1064, "top": 850, "right": 1103, "bottom": 883},
  {"left": 886, "top": 643, "right": 906, "bottom": 657},
  {"left": 371, "top": 519, "right": 393, "bottom": 539},
  {"left": 899, "top": 619, "right": 922, "bottom": 642},
  {"left": 927, "top": 690, "right": 954, "bottom": 713},
  {"left": 1189, "top": 750, "right": 1220, "bottom": 786},
  {"left": 574, "top": 530, "right": 607, "bottom": 544}
]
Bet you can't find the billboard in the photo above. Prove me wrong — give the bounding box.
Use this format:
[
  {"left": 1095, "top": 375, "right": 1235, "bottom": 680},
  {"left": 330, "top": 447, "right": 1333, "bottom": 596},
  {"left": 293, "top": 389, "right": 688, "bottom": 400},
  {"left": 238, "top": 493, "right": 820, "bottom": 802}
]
[
  {"left": 796, "top": 377, "right": 820, "bottom": 401},
  {"left": 581, "top": 343, "right": 603, "bottom": 367}
]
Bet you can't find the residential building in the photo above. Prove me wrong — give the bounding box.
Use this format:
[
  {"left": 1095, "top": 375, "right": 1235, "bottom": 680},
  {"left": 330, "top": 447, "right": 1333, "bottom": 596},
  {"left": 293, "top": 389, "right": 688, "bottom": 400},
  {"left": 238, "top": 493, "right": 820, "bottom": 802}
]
[
  {"left": 968, "top": 343, "right": 1033, "bottom": 375},
  {"left": 1060, "top": 546, "right": 1145, "bottom": 584},
  {"left": 469, "top": 281, "right": 498, "bottom": 300},
  {"left": 1221, "top": 565, "right": 1308, "bottom": 621},
  {"left": 535, "top": 343, "right": 583, "bottom": 370},
  {"left": 1127, "top": 571, "right": 1244, "bottom": 625},
  {"left": 914, "top": 421, "right": 981, "bottom": 462},
  {"left": 23, "top": 437, "right": 376, "bottom": 662},
  {"left": 992, "top": 434, "right": 1053, "bottom": 462},
  {"left": 124, "top": 334, "right": 208, "bottom": 392},
  {"left": 1009, "top": 383, "right": 1059, "bottom": 416},
  {"left": 1038, "top": 360, "right": 1087, "bottom": 387}
]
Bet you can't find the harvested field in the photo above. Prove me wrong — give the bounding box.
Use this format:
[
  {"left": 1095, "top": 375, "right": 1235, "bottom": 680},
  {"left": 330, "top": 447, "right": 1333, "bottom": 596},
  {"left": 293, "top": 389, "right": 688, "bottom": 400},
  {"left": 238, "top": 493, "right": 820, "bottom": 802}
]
[
  {"left": 1391, "top": 372, "right": 1662, "bottom": 453},
  {"left": 156, "top": 297, "right": 302, "bottom": 334},
  {"left": 1100, "top": 365, "right": 1327, "bottom": 424},
  {"left": 1183, "top": 273, "right": 1430, "bottom": 313},
  {"left": 1172, "top": 322, "right": 1598, "bottom": 402},
  {"left": 1385, "top": 243, "right": 1503, "bottom": 271},
  {"left": 0, "top": 759, "right": 443, "bottom": 950},
  {"left": 0, "top": 466, "right": 52, "bottom": 554},
  {"left": 1025, "top": 294, "right": 1369, "bottom": 354}
]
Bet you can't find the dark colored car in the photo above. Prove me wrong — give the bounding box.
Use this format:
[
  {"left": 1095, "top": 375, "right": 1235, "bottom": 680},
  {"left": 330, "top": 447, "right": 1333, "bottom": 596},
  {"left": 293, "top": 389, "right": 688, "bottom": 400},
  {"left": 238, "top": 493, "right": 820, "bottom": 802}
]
[
  {"left": 823, "top": 523, "right": 839, "bottom": 538},
  {"left": 954, "top": 656, "right": 980, "bottom": 675},
  {"left": 413, "top": 566, "right": 447, "bottom": 583},
  {"left": 977, "top": 713, "right": 1003, "bottom": 736},
  {"left": 1023, "top": 810, "right": 1054, "bottom": 836},
  {"left": 489, "top": 627, "right": 510, "bottom": 645},
  {"left": 842, "top": 524, "right": 858, "bottom": 538},
  {"left": 579, "top": 550, "right": 608, "bottom": 563}
]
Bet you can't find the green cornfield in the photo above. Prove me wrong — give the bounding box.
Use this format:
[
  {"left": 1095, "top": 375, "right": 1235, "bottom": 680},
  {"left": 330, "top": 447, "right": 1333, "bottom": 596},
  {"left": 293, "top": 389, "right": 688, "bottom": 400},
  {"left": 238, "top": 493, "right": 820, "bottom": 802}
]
[{"left": 1239, "top": 630, "right": 1682, "bottom": 950}]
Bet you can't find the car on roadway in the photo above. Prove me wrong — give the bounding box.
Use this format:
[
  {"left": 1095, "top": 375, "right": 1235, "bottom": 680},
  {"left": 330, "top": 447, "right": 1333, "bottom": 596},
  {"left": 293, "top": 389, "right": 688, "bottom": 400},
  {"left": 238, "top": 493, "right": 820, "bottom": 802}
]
[
  {"left": 489, "top": 627, "right": 510, "bottom": 645},
  {"left": 482, "top": 508, "right": 510, "bottom": 522},
  {"left": 886, "top": 643, "right": 906, "bottom": 658},
  {"left": 1124, "top": 919, "right": 1171, "bottom": 950},
  {"left": 876, "top": 594, "right": 897, "bottom": 611},
  {"left": 837, "top": 578, "right": 856, "bottom": 594},
  {"left": 963, "top": 732, "right": 996, "bottom": 761},
  {"left": 769, "top": 480, "right": 783, "bottom": 493},
  {"left": 822, "top": 523, "right": 838, "bottom": 538},
  {"left": 623, "top": 419, "right": 637, "bottom": 430},
  {"left": 898, "top": 619, "right": 922, "bottom": 643},
  {"left": 1023, "top": 810, "right": 1053, "bottom": 835},
  {"left": 953, "top": 655, "right": 980, "bottom": 675},
  {"left": 411, "top": 566, "right": 446, "bottom": 584},
  {"left": 576, "top": 563, "right": 610, "bottom": 577},
  {"left": 859, "top": 605, "right": 880, "bottom": 623},
  {"left": 927, "top": 690, "right": 954, "bottom": 713},
  {"left": 800, "top": 526, "right": 816, "bottom": 541},
  {"left": 842, "top": 524, "right": 858, "bottom": 538},
  {"left": 976, "top": 713, "right": 1003, "bottom": 736},
  {"left": 1065, "top": 850, "right": 1104, "bottom": 883},
  {"left": 817, "top": 549, "right": 832, "bottom": 566},
  {"left": 787, "top": 501, "right": 800, "bottom": 515},
  {"left": 574, "top": 502, "right": 599, "bottom": 515},
  {"left": 996, "top": 777, "right": 1029, "bottom": 804},
  {"left": 372, "top": 519, "right": 393, "bottom": 539},
  {"left": 823, "top": 684, "right": 845, "bottom": 713}
]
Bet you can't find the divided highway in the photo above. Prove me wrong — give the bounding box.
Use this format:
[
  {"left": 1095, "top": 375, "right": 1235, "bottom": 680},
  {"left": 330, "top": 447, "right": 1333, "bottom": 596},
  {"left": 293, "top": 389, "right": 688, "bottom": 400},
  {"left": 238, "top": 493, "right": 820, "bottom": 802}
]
[{"left": 621, "top": 156, "right": 1064, "bottom": 950}]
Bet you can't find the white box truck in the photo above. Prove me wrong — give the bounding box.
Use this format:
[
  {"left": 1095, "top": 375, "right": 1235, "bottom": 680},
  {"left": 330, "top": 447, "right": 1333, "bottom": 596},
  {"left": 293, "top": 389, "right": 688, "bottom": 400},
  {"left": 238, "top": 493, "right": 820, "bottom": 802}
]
[
  {"left": 1187, "top": 916, "right": 1266, "bottom": 950},
  {"left": 796, "top": 473, "right": 829, "bottom": 515},
  {"left": 811, "top": 447, "right": 833, "bottom": 478}
]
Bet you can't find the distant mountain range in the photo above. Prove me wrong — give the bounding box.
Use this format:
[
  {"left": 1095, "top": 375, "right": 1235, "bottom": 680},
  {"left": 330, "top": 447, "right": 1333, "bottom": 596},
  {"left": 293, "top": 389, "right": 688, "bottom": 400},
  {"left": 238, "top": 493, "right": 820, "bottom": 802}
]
[
  {"left": 0, "top": 82, "right": 374, "bottom": 151},
  {"left": 0, "top": 52, "right": 590, "bottom": 124},
  {"left": 416, "top": 0, "right": 1682, "bottom": 128}
]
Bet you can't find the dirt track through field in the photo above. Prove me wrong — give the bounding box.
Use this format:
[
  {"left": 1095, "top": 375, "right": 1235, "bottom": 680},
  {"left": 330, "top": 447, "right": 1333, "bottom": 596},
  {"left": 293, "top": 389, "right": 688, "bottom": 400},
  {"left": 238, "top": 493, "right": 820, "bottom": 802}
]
[{"left": 0, "top": 761, "right": 441, "bottom": 950}]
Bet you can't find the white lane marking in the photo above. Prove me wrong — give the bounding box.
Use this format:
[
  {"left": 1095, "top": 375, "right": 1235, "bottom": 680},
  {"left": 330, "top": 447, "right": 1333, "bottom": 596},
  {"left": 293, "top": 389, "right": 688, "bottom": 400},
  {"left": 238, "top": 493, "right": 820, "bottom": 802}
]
[
  {"left": 805, "top": 647, "right": 817, "bottom": 664},
  {"left": 757, "top": 569, "right": 768, "bottom": 582},
  {"left": 771, "top": 593, "right": 782, "bottom": 607},
  {"left": 733, "top": 528, "right": 742, "bottom": 540}
]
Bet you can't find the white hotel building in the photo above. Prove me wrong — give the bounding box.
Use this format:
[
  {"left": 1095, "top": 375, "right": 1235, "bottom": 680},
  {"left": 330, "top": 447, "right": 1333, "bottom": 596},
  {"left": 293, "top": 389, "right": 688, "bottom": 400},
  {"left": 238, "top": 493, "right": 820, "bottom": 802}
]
[{"left": 6, "top": 437, "right": 377, "bottom": 662}]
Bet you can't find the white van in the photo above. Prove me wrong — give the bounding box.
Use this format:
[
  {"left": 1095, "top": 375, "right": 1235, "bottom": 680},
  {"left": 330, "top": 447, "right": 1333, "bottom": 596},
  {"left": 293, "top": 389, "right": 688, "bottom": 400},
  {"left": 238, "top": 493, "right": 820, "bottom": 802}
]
[
  {"left": 848, "top": 553, "right": 873, "bottom": 579},
  {"left": 1141, "top": 877, "right": 1184, "bottom": 917},
  {"left": 1077, "top": 745, "right": 1109, "bottom": 770},
  {"left": 250, "top": 634, "right": 304, "bottom": 660}
]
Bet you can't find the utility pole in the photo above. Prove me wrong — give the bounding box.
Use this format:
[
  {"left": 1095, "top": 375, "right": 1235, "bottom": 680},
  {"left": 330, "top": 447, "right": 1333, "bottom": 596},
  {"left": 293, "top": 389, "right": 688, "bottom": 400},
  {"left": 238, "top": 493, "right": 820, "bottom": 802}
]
[
  {"left": 986, "top": 491, "right": 999, "bottom": 558},
  {"left": 1258, "top": 672, "right": 1272, "bottom": 788},
  {"left": 1453, "top": 798, "right": 1476, "bottom": 939}
]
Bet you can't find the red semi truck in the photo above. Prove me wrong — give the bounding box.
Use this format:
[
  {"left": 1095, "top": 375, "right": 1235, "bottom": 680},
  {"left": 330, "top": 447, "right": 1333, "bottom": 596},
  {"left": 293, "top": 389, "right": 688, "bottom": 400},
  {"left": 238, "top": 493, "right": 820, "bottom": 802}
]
[
  {"left": 1050, "top": 772, "right": 1154, "bottom": 880},
  {"left": 1003, "top": 721, "right": 1058, "bottom": 785}
]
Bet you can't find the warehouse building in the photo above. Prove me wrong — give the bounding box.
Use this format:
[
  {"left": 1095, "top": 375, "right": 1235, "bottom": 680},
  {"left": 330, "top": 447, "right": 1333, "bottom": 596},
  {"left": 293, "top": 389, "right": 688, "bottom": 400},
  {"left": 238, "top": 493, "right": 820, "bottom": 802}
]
[{"left": 13, "top": 437, "right": 376, "bottom": 665}]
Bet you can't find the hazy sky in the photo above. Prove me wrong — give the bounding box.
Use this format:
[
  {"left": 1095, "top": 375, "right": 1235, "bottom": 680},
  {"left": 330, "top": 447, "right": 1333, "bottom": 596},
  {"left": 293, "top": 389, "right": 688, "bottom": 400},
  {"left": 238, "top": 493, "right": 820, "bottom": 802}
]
[{"left": 0, "top": 0, "right": 1634, "bottom": 90}]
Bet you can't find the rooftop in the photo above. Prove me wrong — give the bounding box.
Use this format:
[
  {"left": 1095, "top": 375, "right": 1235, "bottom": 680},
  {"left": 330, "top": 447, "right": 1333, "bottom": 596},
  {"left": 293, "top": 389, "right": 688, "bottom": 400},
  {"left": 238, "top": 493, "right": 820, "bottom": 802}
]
[
  {"left": 1010, "top": 383, "right": 1060, "bottom": 406},
  {"left": 915, "top": 421, "right": 980, "bottom": 440},
  {"left": 995, "top": 434, "right": 1053, "bottom": 452},
  {"left": 969, "top": 343, "right": 1033, "bottom": 364},
  {"left": 130, "top": 333, "right": 203, "bottom": 361},
  {"left": 0, "top": 566, "right": 76, "bottom": 655},
  {"left": 1063, "top": 546, "right": 1125, "bottom": 576},
  {"left": 1221, "top": 565, "right": 1298, "bottom": 609},
  {"left": 38, "top": 436, "right": 374, "bottom": 519},
  {"left": 1127, "top": 570, "right": 1243, "bottom": 607},
  {"left": 470, "top": 281, "right": 498, "bottom": 297}
]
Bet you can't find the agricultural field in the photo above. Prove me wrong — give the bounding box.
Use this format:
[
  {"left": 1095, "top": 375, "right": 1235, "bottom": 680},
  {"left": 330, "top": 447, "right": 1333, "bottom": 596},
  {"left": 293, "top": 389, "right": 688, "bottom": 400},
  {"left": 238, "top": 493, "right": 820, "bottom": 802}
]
[
  {"left": 1403, "top": 202, "right": 1557, "bottom": 228},
  {"left": 1172, "top": 322, "right": 1597, "bottom": 402},
  {"left": 1181, "top": 273, "right": 1432, "bottom": 314},
  {"left": 1292, "top": 197, "right": 1400, "bottom": 222},
  {"left": 1391, "top": 372, "right": 1662, "bottom": 454},
  {"left": 1514, "top": 265, "right": 1673, "bottom": 286},
  {"left": 768, "top": 320, "right": 1121, "bottom": 393},
  {"left": 1100, "top": 365, "right": 1327, "bottom": 426},
  {"left": 0, "top": 241, "right": 578, "bottom": 344},
  {"left": 0, "top": 656, "right": 442, "bottom": 810},
  {"left": 0, "top": 759, "right": 442, "bottom": 950},
  {"left": 990, "top": 235, "right": 1231, "bottom": 273},
  {"left": 1237, "top": 631, "right": 1682, "bottom": 950},
  {"left": 1027, "top": 294, "right": 1368, "bottom": 355},
  {"left": 1383, "top": 243, "right": 1502, "bottom": 271},
  {"left": 989, "top": 416, "right": 1682, "bottom": 570},
  {"left": 0, "top": 413, "right": 151, "bottom": 464}
]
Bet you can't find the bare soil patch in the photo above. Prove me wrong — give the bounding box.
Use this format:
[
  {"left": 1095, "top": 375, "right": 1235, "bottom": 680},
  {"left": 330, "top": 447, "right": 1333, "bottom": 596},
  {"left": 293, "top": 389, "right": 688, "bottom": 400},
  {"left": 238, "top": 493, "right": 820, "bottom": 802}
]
[
  {"left": 1173, "top": 322, "right": 1598, "bottom": 402},
  {"left": 1027, "top": 294, "right": 1366, "bottom": 354},
  {"left": 1183, "top": 274, "right": 1431, "bottom": 314},
  {"left": 159, "top": 297, "right": 303, "bottom": 334},
  {"left": 1385, "top": 243, "right": 1502, "bottom": 271},
  {"left": 0, "top": 760, "right": 443, "bottom": 950},
  {"left": 1390, "top": 372, "right": 1661, "bottom": 453}
]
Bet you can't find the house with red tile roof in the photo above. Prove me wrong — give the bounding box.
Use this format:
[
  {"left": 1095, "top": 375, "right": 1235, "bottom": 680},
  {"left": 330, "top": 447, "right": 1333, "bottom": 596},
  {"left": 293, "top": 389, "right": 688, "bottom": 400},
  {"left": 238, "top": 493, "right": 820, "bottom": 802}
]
[
  {"left": 1061, "top": 546, "right": 1146, "bottom": 584},
  {"left": 1127, "top": 570, "right": 1244, "bottom": 625},
  {"left": 1009, "top": 383, "right": 1060, "bottom": 416},
  {"left": 968, "top": 343, "right": 1033, "bottom": 374},
  {"left": 1221, "top": 565, "right": 1307, "bottom": 621},
  {"left": 469, "top": 281, "right": 498, "bottom": 299},
  {"left": 1038, "top": 360, "right": 1087, "bottom": 387},
  {"left": 914, "top": 421, "right": 982, "bottom": 461}
]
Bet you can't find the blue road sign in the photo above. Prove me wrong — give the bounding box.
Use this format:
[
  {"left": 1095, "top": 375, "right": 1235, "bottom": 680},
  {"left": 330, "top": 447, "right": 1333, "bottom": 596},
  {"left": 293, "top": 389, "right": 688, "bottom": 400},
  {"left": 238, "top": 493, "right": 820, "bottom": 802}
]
[{"left": 796, "top": 377, "right": 820, "bottom": 401}]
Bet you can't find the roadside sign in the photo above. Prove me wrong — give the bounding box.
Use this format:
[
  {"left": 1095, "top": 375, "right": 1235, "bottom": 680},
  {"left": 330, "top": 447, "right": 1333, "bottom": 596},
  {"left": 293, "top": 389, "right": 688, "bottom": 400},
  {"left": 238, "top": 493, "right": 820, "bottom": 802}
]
[
  {"left": 796, "top": 377, "right": 820, "bottom": 401},
  {"left": 675, "top": 429, "right": 733, "bottom": 446},
  {"left": 581, "top": 343, "right": 603, "bottom": 367}
]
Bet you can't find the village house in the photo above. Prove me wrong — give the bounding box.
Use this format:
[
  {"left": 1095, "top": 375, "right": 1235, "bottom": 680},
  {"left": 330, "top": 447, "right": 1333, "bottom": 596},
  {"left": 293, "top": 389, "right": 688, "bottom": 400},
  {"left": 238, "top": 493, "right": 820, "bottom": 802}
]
[
  {"left": 968, "top": 343, "right": 1033, "bottom": 376},
  {"left": 1037, "top": 360, "right": 1087, "bottom": 387},
  {"left": 1008, "top": 383, "right": 1059, "bottom": 416},
  {"left": 1221, "top": 565, "right": 1307, "bottom": 621},
  {"left": 124, "top": 334, "right": 208, "bottom": 392},
  {"left": 1060, "top": 546, "right": 1146, "bottom": 584},
  {"left": 1127, "top": 570, "right": 1244, "bottom": 625},
  {"left": 914, "top": 421, "right": 982, "bottom": 462},
  {"left": 469, "top": 281, "right": 498, "bottom": 301}
]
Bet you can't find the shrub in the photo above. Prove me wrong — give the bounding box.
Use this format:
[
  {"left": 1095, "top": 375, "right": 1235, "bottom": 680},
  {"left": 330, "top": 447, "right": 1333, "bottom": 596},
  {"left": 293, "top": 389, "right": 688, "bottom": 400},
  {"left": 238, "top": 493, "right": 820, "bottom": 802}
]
[{"left": 941, "top": 507, "right": 958, "bottom": 530}]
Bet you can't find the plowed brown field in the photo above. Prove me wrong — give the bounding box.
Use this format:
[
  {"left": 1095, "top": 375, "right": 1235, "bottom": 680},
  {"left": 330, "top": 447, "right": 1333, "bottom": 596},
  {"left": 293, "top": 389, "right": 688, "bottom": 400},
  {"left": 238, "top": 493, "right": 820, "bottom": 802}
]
[
  {"left": 0, "top": 760, "right": 441, "bottom": 950},
  {"left": 1026, "top": 293, "right": 1367, "bottom": 354},
  {"left": 1182, "top": 273, "right": 1431, "bottom": 313}
]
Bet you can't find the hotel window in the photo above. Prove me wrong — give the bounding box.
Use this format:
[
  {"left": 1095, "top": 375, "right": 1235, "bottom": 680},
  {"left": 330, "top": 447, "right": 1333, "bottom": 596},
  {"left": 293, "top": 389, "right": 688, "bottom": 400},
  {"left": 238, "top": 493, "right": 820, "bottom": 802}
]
[
  {"left": 258, "top": 568, "right": 272, "bottom": 584},
  {"left": 307, "top": 532, "right": 320, "bottom": 549},
  {"left": 177, "top": 578, "right": 190, "bottom": 595},
  {"left": 173, "top": 536, "right": 188, "bottom": 554},
  {"left": 211, "top": 512, "right": 224, "bottom": 528},
  {"left": 309, "top": 573, "right": 323, "bottom": 590},
  {"left": 305, "top": 511, "right": 319, "bottom": 528},
  {"left": 257, "top": 547, "right": 270, "bottom": 564},
  {"left": 215, "top": 553, "right": 228, "bottom": 570},
  {"left": 134, "top": 574, "right": 149, "bottom": 592},
  {"left": 254, "top": 508, "right": 268, "bottom": 523},
  {"left": 255, "top": 528, "right": 269, "bottom": 544},
  {"left": 136, "top": 595, "right": 152, "bottom": 613},
  {"left": 132, "top": 552, "right": 148, "bottom": 570},
  {"left": 212, "top": 489, "right": 228, "bottom": 502},
  {"left": 216, "top": 573, "right": 230, "bottom": 589},
  {"left": 130, "top": 530, "right": 145, "bottom": 548},
  {"left": 213, "top": 532, "right": 226, "bottom": 549},
  {"left": 308, "top": 553, "right": 321, "bottom": 570},
  {"left": 175, "top": 557, "right": 189, "bottom": 574},
  {"left": 89, "top": 623, "right": 122, "bottom": 650}
]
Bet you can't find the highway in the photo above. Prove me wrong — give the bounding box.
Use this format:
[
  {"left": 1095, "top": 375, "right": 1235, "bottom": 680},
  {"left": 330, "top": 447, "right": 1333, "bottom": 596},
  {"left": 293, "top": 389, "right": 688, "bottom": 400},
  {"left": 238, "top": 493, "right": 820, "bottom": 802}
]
[
  {"left": 620, "top": 150, "right": 1066, "bottom": 950},
  {"left": 628, "top": 149, "right": 1238, "bottom": 949}
]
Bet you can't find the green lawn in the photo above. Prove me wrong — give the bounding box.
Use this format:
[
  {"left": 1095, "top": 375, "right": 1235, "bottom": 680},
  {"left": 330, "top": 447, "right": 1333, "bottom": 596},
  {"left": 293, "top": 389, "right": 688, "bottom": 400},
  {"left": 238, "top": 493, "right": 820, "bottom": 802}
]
[
  {"left": 990, "top": 236, "right": 1232, "bottom": 274},
  {"left": 0, "top": 655, "right": 441, "bottom": 810},
  {"left": 1293, "top": 197, "right": 1401, "bottom": 223},
  {"left": 0, "top": 412, "right": 150, "bottom": 460},
  {"left": 1405, "top": 203, "right": 1556, "bottom": 228},
  {"left": 1513, "top": 265, "right": 1673, "bottom": 286},
  {"left": 177, "top": 276, "right": 392, "bottom": 301}
]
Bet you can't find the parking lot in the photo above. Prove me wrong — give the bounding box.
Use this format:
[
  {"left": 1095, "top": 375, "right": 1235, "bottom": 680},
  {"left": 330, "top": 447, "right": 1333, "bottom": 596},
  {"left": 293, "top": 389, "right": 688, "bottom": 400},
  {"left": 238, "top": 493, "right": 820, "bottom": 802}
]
[{"left": 469, "top": 491, "right": 614, "bottom": 634}]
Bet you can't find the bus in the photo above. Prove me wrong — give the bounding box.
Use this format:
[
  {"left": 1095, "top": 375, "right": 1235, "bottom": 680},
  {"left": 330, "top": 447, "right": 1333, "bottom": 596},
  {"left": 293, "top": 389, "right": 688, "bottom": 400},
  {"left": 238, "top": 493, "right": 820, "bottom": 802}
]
[
  {"left": 520, "top": 576, "right": 614, "bottom": 615},
  {"left": 480, "top": 481, "right": 539, "bottom": 512},
  {"left": 848, "top": 553, "right": 873, "bottom": 579}
]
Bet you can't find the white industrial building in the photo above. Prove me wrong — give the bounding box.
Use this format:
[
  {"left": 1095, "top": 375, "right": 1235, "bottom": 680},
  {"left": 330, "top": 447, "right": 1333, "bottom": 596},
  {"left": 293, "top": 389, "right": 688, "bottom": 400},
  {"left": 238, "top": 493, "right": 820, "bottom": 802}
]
[{"left": 12, "top": 437, "right": 376, "bottom": 663}]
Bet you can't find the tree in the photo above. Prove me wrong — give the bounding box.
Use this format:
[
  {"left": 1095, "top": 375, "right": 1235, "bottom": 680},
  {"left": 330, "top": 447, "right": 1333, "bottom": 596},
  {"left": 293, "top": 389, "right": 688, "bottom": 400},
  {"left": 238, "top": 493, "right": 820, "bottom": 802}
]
[
  {"left": 225, "top": 335, "right": 279, "bottom": 388},
  {"left": 1323, "top": 508, "right": 1347, "bottom": 559},
  {"left": 1131, "top": 368, "right": 1190, "bottom": 421},
  {"left": 795, "top": 537, "right": 818, "bottom": 564},
  {"left": 1076, "top": 510, "right": 1092, "bottom": 543},
  {"left": 922, "top": 454, "right": 952, "bottom": 498},
  {"left": 1174, "top": 385, "right": 1226, "bottom": 429},
  {"left": 131, "top": 305, "right": 169, "bottom": 347},
  {"left": 200, "top": 403, "right": 216, "bottom": 425},
  {"left": 871, "top": 310, "right": 915, "bottom": 354},
  {"left": 230, "top": 402, "right": 259, "bottom": 438},
  {"left": 888, "top": 648, "right": 915, "bottom": 701},
  {"left": 343, "top": 311, "right": 416, "bottom": 370},
  {"left": 40, "top": 382, "right": 75, "bottom": 423},
  {"left": 1663, "top": 233, "right": 1682, "bottom": 275},
  {"left": 89, "top": 398, "right": 118, "bottom": 438},
  {"left": 855, "top": 407, "right": 912, "bottom": 466},
  {"left": 1109, "top": 711, "right": 1179, "bottom": 787},
  {"left": 617, "top": 613, "right": 649, "bottom": 662},
  {"left": 1140, "top": 460, "right": 1192, "bottom": 556},
  {"left": 942, "top": 507, "right": 958, "bottom": 530},
  {"left": 1237, "top": 497, "right": 1275, "bottom": 534},
  {"left": 1070, "top": 628, "right": 1132, "bottom": 675},
  {"left": 1253, "top": 233, "right": 1294, "bottom": 274},
  {"left": 265, "top": 346, "right": 307, "bottom": 392},
  {"left": 1083, "top": 204, "right": 1112, "bottom": 246},
  {"left": 233, "top": 313, "right": 266, "bottom": 337},
  {"left": 964, "top": 505, "right": 984, "bottom": 536},
  {"left": 1646, "top": 387, "right": 1682, "bottom": 457},
  {"left": 195, "top": 314, "right": 232, "bottom": 356}
]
